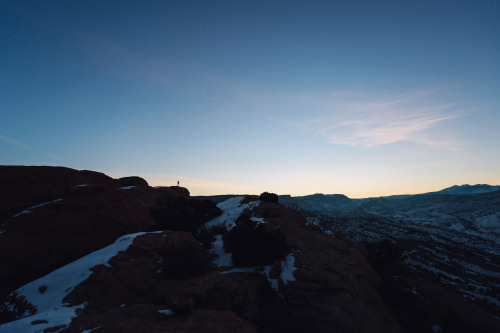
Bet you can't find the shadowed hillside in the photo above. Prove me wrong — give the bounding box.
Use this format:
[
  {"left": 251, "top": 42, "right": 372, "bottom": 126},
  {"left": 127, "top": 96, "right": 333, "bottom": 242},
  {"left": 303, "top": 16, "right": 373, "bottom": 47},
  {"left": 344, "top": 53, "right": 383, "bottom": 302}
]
[{"left": 1, "top": 167, "right": 499, "bottom": 332}]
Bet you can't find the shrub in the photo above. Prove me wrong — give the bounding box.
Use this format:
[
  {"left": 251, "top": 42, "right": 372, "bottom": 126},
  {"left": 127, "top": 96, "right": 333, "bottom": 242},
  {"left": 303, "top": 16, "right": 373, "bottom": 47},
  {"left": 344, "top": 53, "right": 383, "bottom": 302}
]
[
  {"left": 223, "top": 213, "right": 288, "bottom": 267},
  {"left": 195, "top": 223, "right": 227, "bottom": 249},
  {"left": 150, "top": 196, "right": 222, "bottom": 233},
  {"left": 364, "top": 239, "right": 404, "bottom": 266},
  {"left": 260, "top": 192, "right": 279, "bottom": 203},
  {"left": 0, "top": 291, "right": 36, "bottom": 324},
  {"left": 160, "top": 242, "right": 211, "bottom": 279}
]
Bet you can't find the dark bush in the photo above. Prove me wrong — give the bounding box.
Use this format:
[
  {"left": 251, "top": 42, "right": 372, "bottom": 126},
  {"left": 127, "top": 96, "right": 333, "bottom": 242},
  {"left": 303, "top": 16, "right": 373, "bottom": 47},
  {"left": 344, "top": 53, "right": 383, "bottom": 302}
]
[
  {"left": 195, "top": 223, "right": 227, "bottom": 249},
  {"left": 223, "top": 213, "right": 288, "bottom": 267},
  {"left": 260, "top": 192, "right": 279, "bottom": 203},
  {"left": 364, "top": 239, "right": 404, "bottom": 267},
  {"left": 159, "top": 242, "right": 211, "bottom": 279},
  {"left": 150, "top": 196, "right": 222, "bottom": 233},
  {"left": 0, "top": 291, "right": 36, "bottom": 324}
]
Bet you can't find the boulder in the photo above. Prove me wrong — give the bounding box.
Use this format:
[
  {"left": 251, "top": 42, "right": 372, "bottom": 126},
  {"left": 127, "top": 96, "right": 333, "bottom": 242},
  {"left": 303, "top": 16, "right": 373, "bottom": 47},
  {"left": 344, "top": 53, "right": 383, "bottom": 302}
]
[{"left": 117, "top": 176, "right": 149, "bottom": 187}]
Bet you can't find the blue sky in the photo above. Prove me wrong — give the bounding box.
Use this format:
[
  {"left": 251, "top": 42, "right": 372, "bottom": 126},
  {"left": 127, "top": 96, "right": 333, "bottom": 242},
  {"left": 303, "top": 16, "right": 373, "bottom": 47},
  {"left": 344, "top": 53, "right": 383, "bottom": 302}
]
[{"left": 1, "top": 0, "right": 499, "bottom": 197}]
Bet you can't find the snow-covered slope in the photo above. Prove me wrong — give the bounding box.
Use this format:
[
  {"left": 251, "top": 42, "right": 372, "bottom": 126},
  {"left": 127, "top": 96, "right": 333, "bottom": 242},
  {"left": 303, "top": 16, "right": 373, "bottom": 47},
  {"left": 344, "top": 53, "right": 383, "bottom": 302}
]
[
  {"left": 204, "top": 197, "right": 297, "bottom": 292},
  {"left": 0, "top": 232, "right": 152, "bottom": 333}
]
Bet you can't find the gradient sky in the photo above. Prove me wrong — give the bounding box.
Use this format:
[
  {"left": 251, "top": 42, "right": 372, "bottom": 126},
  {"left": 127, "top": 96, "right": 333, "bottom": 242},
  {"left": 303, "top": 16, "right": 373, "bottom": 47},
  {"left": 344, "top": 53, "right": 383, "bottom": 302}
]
[{"left": 1, "top": 0, "right": 499, "bottom": 197}]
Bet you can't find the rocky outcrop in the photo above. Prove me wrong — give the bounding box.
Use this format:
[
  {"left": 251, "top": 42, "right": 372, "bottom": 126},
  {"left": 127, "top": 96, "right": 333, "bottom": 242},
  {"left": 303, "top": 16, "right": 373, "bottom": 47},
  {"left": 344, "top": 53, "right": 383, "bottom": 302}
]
[
  {"left": 117, "top": 176, "right": 149, "bottom": 187},
  {"left": 0, "top": 166, "right": 119, "bottom": 222},
  {"left": 253, "top": 202, "right": 401, "bottom": 332},
  {"left": 61, "top": 232, "right": 261, "bottom": 333},
  {"left": 0, "top": 187, "right": 155, "bottom": 296},
  {"left": 0, "top": 166, "right": 189, "bottom": 297}
]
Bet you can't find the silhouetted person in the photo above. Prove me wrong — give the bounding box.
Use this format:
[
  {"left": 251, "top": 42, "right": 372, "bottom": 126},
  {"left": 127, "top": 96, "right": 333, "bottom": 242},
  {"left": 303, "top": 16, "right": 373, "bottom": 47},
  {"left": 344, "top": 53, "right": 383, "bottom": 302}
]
[{"left": 177, "top": 180, "right": 179, "bottom": 186}]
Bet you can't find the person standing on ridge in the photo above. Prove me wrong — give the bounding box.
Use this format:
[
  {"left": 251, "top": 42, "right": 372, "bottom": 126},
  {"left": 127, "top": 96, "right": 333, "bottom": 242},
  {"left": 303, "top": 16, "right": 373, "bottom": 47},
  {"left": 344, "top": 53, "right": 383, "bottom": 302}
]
[{"left": 177, "top": 180, "right": 179, "bottom": 186}]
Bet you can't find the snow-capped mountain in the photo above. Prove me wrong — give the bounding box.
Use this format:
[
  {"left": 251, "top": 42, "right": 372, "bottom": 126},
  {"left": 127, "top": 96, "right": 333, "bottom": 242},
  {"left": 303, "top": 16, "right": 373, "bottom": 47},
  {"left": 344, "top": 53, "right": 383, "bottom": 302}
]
[
  {"left": 280, "top": 185, "right": 500, "bottom": 314},
  {"left": 434, "top": 184, "right": 500, "bottom": 195}
]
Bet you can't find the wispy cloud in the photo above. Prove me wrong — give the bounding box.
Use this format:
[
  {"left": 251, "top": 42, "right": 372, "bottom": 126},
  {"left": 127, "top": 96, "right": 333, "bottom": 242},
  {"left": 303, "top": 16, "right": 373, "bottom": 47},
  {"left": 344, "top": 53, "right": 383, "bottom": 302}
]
[
  {"left": 0, "top": 133, "right": 31, "bottom": 149},
  {"left": 0, "top": 133, "right": 64, "bottom": 162},
  {"left": 297, "top": 89, "right": 462, "bottom": 149},
  {"left": 223, "top": 83, "right": 461, "bottom": 149}
]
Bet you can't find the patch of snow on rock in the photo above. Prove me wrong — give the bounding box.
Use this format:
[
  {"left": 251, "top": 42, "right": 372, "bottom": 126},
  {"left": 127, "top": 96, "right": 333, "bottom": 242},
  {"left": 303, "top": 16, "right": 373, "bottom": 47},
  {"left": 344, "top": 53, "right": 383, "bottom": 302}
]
[
  {"left": 0, "top": 232, "right": 149, "bottom": 333},
  {"left": 280, "top": 254, "right": 297, "bottom": 285},
  {"left": 12, "top": 198, "right": 63, "bottom": 219},
  {"left": 119, "top": 186, "right": 136, "bottom": 190},
  {"left": 251, "top": 216, "right": 266, "bottom": 225},
  {"left": 262, "top": 266, "right": 279, "bottom": 291},
  {"left": 211, "top": 235, "right": 233, "bottom": 268},
  {"left": 158, "top": 309, "right": 174, "bottom": 316},
  {"left": 475, "top": 214, "right": 500, "bottom": 232},
  {"left": 204, "top": 197, "right": 259, "bottom": 231}
]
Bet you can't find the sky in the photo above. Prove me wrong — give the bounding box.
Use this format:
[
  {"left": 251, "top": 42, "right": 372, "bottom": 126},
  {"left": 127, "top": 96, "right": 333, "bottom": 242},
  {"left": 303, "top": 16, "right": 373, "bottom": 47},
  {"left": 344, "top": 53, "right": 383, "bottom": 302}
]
[{"left": 1, "top": 0, "right": 499, "bottom": 197}]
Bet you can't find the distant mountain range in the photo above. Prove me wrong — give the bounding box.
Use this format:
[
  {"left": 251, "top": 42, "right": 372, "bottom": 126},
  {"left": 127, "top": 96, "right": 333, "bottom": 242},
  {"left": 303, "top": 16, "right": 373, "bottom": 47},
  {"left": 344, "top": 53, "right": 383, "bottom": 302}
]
[
  {"left": 433, "top": 184, "right": 500, "bottom": 195},
  {"left": 275, "top": 184, "right": 500, "bottom": 315}
]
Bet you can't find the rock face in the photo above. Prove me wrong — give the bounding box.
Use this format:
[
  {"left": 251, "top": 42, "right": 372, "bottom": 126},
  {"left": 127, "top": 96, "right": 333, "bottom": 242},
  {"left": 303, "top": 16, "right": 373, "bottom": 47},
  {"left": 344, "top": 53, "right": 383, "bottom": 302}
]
[
  {"left": 0, "top": 166, "right": 187, "bottom": 297},
  {"left": 253, "top": 202, "right": 401, "bottom": 333},
  {"left": 0, "top": 166, "right": 119, "bottom": 222},
  {"left": 117, "top": 176, "right": 149, "bottom": 187},
  {"left": 61, "top": 232, "right": 261, "bottom": 333}
]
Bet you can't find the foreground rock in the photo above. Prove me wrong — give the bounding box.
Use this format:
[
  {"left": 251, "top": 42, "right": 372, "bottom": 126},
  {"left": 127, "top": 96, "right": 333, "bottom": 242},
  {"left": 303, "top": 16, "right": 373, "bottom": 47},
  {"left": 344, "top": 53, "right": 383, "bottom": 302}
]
[
  {"left": 60, "top": 232, "right": 260, "bottom": 332},
  {"left": 0, "top": 166, "right": 186, "bottom": 297},
  {"left": 0, "top": 166, "right": 119, "bottom": 222}
]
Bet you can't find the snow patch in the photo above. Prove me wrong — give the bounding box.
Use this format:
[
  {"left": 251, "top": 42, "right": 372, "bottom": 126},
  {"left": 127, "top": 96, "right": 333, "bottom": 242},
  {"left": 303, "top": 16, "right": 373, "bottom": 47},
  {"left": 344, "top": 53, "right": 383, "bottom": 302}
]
[
  {"left": 475, "top": 214, "right": 500, "bottom": 232},
  {"left": 119, "top": 186, "right": 136, "bottom": 190},
  {"left": 262, "top": 266, "right": 280, "bottom": 291},
  {"left": 221, "top": 254, "right": 297, "bottom": 293},
  {"left": 204, "top": 197, "right": 259, "bottom": 231},
  {"left": 11, "top": 198, "right": 62, "bottom": 219},
  {"left": 158, "top": 309, "right": 174, "bottom": 316},
  {"left": 221, "top": 267, "right": 257, "bottom": 275},
  {"left": 280, "top": 254, "right": 297, "bottom": 285},
  {"left": 0, "top": 232, "right": 150, "bottom": 332},
  {"left": 251, "top": 216, "right": 266, "bottom": 225},
  {"left": 211, "top": 235, "right": 233, "bottom": 268}
]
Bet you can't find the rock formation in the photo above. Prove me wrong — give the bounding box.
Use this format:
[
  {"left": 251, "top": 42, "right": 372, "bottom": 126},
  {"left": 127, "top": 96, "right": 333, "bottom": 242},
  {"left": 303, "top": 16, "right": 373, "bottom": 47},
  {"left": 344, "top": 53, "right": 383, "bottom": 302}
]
[{"left": 1, "top": 167, "right": 499, "bottom": 332}]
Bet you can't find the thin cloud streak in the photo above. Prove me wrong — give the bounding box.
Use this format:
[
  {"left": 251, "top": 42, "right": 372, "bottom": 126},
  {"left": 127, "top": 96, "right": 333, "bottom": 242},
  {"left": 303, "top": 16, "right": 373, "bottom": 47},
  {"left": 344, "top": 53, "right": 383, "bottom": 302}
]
[
  {"left": 0, "top": 134, "right": 31, "bottom": 149},
  {"left": 226, "top": 84, "right": 461, "bottom": 149},
  {"left": 300, "top": 90, "right": 462, "bottom": 149}
]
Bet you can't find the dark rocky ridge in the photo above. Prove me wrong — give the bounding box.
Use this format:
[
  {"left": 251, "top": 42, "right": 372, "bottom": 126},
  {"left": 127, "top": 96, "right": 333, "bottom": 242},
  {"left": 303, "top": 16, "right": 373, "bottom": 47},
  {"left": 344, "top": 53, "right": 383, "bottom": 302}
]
[
  {"left": 1, "top": 166, "right": 499, "bottom": 332},
  {"left": 0, "top": 166, "right": 186, "bottom": 297}
]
